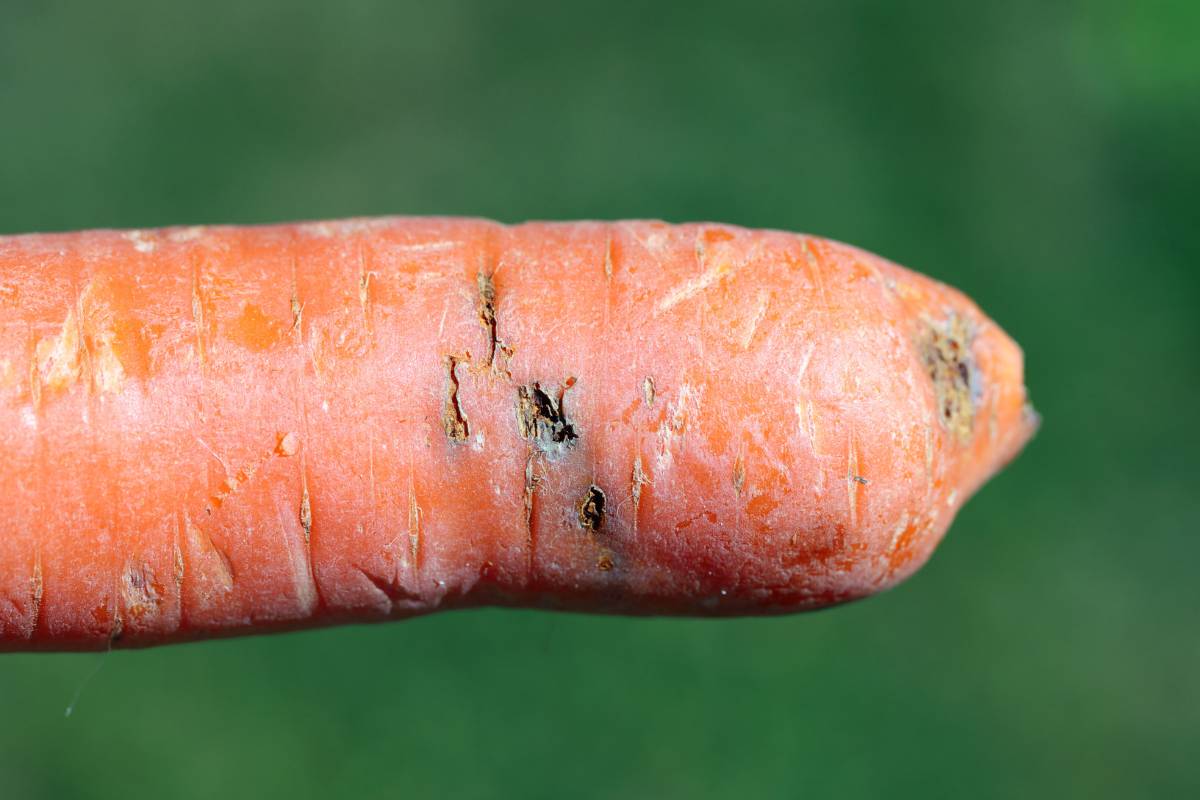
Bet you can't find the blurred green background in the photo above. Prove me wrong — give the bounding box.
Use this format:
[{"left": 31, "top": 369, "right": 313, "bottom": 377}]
[{"left": 1, "top": 1, "right": 1197, "bottom": 797}]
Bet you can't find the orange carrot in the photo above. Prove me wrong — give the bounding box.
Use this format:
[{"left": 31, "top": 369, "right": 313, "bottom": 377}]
[{"left": 0, "top": 218, "right": 1037, "bottom": 651}]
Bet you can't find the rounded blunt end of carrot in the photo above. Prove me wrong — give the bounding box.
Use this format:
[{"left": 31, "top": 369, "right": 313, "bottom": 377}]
[{"left": 687, "top": 241, "right": 1041, "bottom": 615}]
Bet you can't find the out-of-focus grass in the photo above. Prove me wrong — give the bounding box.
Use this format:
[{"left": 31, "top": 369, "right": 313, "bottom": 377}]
[{"left": 1, "top": 1, "right": 1196, "bottom": 797}]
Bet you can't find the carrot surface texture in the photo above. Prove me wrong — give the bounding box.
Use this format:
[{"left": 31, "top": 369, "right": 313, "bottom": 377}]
[{"left": 0, "top": 218, "right": 1037, "bottom": 651}]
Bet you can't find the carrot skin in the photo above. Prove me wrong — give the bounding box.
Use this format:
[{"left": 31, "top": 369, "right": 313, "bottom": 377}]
[{"left": 0, "top": 218, "right": 1037, "bottom": 650}]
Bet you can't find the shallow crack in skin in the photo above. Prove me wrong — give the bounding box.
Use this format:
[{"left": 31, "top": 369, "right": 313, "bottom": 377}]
[
  {"left": 442, "top": 356, "right": 469, "bottom": 443},
  {"left": 477, "top": 271, "right": 498, "bottom": 367},
  {"left": 920, "top": 312, "right": 979, "bottom": 444}
]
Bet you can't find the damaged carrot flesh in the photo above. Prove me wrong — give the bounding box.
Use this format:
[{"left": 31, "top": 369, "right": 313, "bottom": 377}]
[{"left": 0, "top": 218, "right": 1037, "bottom": 651}]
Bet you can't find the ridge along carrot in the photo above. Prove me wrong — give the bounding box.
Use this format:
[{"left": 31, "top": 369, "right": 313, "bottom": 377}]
[{"left": 0, "top": 218, "right": 1037, "bottom": 651}]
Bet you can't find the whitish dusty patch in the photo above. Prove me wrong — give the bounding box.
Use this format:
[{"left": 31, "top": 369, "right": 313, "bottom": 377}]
[
  {"left": 34, "top": 308, "right": 82, "bottom": 398},
  {"left": 123, "top": 230, "right": 157, "bottom": 253}
]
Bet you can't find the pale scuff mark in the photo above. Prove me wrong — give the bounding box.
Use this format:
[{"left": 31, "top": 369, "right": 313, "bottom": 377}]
[
  {"left": 846, "top": 432, "right": 861, "bottom": 530},
  {"left": 367, "top": 430, "right": 377, "bottom": 509},
  {"left": 358, "top": 259, "right": 374, "bottom": 334},
  {"left": 194, "top": 436, "right": 233, "bottom": 483},
  {"left": 924, "top": 424, "right": 934, "bottom": 501},
  {"left": 276, "top": 495, "right": 318, "bottom": 615},
  {"left": 408, "top": 480, "right": 422, "bottom": 578},
  {"left": 631, "top": 453, "right": 648, "bottom": 535},
  {"left": 78, "top": 282, "right": 127, "bottom": 395},
  {"left": 299, "top": 221, "right": 335, "bottom": 238},
  {"left": 729, "top": 289, "right": 771, "bottom": 350},
  {"left": 396, "top": 240, "right": 462, "bottom": 253},
  {"left": 29, "top": 553, "right": 43, "bottom": 638},
  {"left": 642, "top": 376, "right": 655, "bottom": 407},
  {"left": 123, "top": 230, "right": 157, "bottom": 253},
  {"left": 34, "top": 307, "right": 82, "bottom": 398},
  {"left": 656, "top": 259, "right": 736, "bottom": 313},
  {"left": 656, "top": 382, "right": 703, "bottom": 473},
  {"left": 184, "top": 511, "right": 234, "bottom": 594},
  {"left": 790, "top": 344, "right": 819, "bottom": 451},
  {"left": 806, "top": 400, "right": 819, "bottom": 453},
  {"left": 354, "top": 563, "right": 396, "bottom": 613},
  {"left": 886, "top": 513, "right": 910, "bottom": 565},
  {"left": 0, "top": 358, "right": 14, "bottom": 391},
  {"left": 437, "top": 300, "right": 450, "bottom": 339},
  {"left": 657, "top": 233, "right": 739, "bottom": 313},
  {"left": 191, "top": 270, "right": 207, "bottom": 367},
  {"left": 168, "top": 226, "right": 206, "bottom": 243},
  {"left": 307, "top": 326, "right": 326, "bottom": 380},
  {"left": 299, "top": 218, "right": 397, "bottom": 239},
  {"left": 603, "top": 232, "right": 614, "bottom": 281},
  {"left": 275, "top": 432, "right": 300, "bottom": 457},
  {"left": 794, "top": 342, "right": 816, "bottom": 384},
  {"left": 173, "top": 523, "right": 185, "bottom": 596},
  {"left": 800, "top": 238, "right": 830, "bottom": 310}
]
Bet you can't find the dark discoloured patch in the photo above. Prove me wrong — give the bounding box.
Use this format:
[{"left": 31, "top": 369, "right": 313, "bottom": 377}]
[
  {"left": 597, "top": 555, "right": 614, "bottom": 572},
  {"left": 732, "top": 453, "right": 746, "bottom": 495},
  {"left": 442, "top": 356, "right": 469, "bottom": 443},
  {"left": 920, "top": 313, "right": 978, "bottom": 443},
  {"left": 577, "top": 485, "right": 606, "bottom": 531},
  {"left": 516, "top": 383, "right": 578, "bottom": 456},
  {"left": 852, "top": 475, "right": 870, "bottom": 485},
  {"left": 477, "top": 271, "right": 498, "bottom": 366}
]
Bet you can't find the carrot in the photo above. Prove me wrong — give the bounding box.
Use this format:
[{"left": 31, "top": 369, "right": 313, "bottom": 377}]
[{"left": 0, "top": 217, "right": 1037, "bottom": 651}]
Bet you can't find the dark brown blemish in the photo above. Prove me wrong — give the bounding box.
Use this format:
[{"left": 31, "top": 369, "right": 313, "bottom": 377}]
[
  {"left": 577, "top": 485, "right": 606, "bottom": 531},
  {"left": 597, "top": 555, "right": 614, "bottom": 572},
  {"left": 732, "top": 452, "right": 746, "bottom": 495},
  {"left": 516, "top": 383, "right": 578, "bottom": 456},
  {"left": 442, "top": 356, "right": 469, "bottom": 443},
  {"left": 919, "top": 313, "right": 978, "bottom": 444}
]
